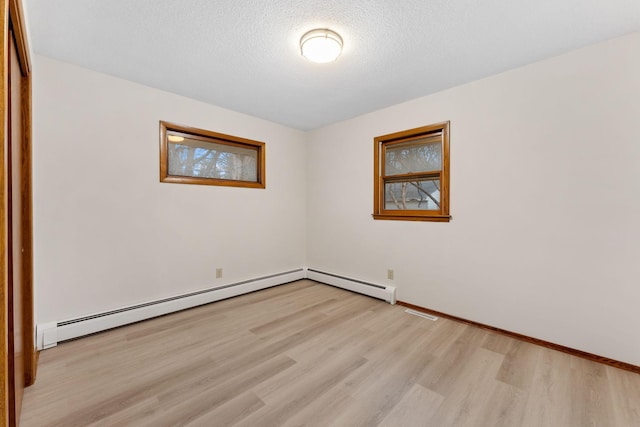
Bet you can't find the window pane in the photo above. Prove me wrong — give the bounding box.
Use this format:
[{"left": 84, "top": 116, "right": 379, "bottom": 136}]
[
  {"left": 385, "top": 136, "right": 441, "bottom": 175},
  {"left": 168, "top": 137, "right": 258, "bottom": 182},
  {"left": 384, "top": 178, "right": 440, "bottom": 210}
]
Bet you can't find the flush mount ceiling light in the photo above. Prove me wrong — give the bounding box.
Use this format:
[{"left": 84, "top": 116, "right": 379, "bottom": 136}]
[
  {"left": 300, "top": 29, "right": 343, "bottom": 63},
  {"left": 167, "top": 135, "right": 185, "bottom": 143}
]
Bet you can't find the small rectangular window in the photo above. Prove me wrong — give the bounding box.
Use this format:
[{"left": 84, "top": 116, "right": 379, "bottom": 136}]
[
  {"left": 373, "top": 122, "right": 450, "bottom": 222},
  {"left": 160, "top": 121, "right": 265, "bottom": 188}
]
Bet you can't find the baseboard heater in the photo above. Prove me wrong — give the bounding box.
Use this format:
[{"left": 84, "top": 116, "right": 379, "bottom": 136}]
[
  {"left": 36, "top": 269, "right": 305, "bottom": 350},
  {"left": 306, "top": 268, "right": 396, "bottom": 304}
]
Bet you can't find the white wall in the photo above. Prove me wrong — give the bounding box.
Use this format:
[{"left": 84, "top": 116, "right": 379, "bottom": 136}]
[
  {"left": 306, "top": 32, "right": 640, "bottom": 366},
  {"left": 33, "top": 56, "right": 307, "bottom": 323}
]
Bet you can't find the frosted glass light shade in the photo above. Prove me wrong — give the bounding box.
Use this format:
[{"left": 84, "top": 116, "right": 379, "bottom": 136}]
[
  {"left": 167, "top": 135, "right": 185, "bottom": 143},
  {"left": 300, "top": 29, "right": 343, "bottom": 63}
]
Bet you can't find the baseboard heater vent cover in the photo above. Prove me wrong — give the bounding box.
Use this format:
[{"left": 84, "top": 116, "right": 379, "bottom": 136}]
[
  {"left": 36, "top": 269, "right": 305, "bottom": 350},
  {"left": 306, "top": 268, "right": 396, "bottom": 304},
  {"left": 405, "top": 309, "right": 438, "bottom": 321}
]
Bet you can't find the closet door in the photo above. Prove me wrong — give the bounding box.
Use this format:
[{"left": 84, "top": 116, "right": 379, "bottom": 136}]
[
  {"left": 2, "top": 0, "right": 33, "bottom": 424},
  {"left": 7, "top": 24, "right": 25, "bottom": 425}
]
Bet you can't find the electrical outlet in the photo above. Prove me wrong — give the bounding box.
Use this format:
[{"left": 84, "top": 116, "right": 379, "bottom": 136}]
[
  {"left": 216, "top": 268, "right": 223, "bottom": 278},
  {"left": 387, "top": 269, "right": 394, "bottom": 280}
]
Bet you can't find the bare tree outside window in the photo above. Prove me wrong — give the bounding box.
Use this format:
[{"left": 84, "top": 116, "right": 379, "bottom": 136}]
[
  {"left": 373, "top": 122, "right": 450, "bottom": 222},
  {"left": 160, "top": 121, "right": 265, "bottom": 188}
]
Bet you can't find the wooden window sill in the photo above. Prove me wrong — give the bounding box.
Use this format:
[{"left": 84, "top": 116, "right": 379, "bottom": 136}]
[{"left": 372, "top": 214, "right": 451, "bottom": 222}]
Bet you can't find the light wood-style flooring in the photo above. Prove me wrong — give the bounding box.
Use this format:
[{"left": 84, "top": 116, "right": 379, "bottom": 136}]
[{"left": 21, "top": 280, "right": 640, "bottom": 426}]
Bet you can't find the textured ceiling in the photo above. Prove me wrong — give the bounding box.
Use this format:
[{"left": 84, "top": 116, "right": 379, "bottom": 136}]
[{"left": 25, "top": 0, "right": 640, "bottom": 130}]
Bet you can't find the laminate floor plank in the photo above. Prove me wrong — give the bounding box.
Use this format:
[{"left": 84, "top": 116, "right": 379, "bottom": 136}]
[
  {"left": 20, "top": 280, "right": 640, "bottom": 427},
  {"left": 567, "top": 357, "right": 615, "bottom": 427},
  {"left": 606, "top": 365, "right": 640, "bottom": 426},
  {"left": 473, "top": 379, "right": 527, "bottom": 427},
  {"left": 184, "top": 391, "right": 265, "bottom": 427},
  {"left": 143, "top": 355, "right": 297, "bottom": 427},
  {"left": 378, "top": 383, "right": 444, "bottom": 427},
  {"left": 427, "top": 347, "right": 505, "bottom": 426},
  {"left": 481, "top": 331, "right": 518, "bottom": 355},
  {"left": 278, "top": 384, "right": 358, "bottom": 427},
  {"left": 417, "top": 325, "right": 492, "bottom": 396},
  {"left": 495, "top": 340, "right": 542, "bottom": 389},
  {"left": 234, "top": 354, "right": 368, "bottom": 427},
  {"left": 332, "top": 343, "right": 437, "bottom": 427},
  {"left": 520, "top": 344, "right": 575, "bottom": 426},
  {"left": 87, "top": 397, "right": 161, "bottom": 427}
]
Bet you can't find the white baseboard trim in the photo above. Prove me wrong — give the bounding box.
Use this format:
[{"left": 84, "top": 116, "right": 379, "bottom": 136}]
[
  {"left": 306, "top": 268, "right": 396, "bottom": 304},
  {"left": 36, "top": 269, "right": 305, "bottom": 350}
]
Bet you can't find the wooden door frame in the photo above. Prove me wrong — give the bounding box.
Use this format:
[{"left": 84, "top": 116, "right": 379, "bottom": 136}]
[{"left": 1, "top": 0, "right": 33, "bottom": 424}]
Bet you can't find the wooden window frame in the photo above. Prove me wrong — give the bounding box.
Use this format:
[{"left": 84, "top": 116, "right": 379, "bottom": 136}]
[
  {"left": 373, "top": 121, "right": 450, "bottom": 222},
  {"left": 159, "top": 121, "right": 266, "bottom": 188}
]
